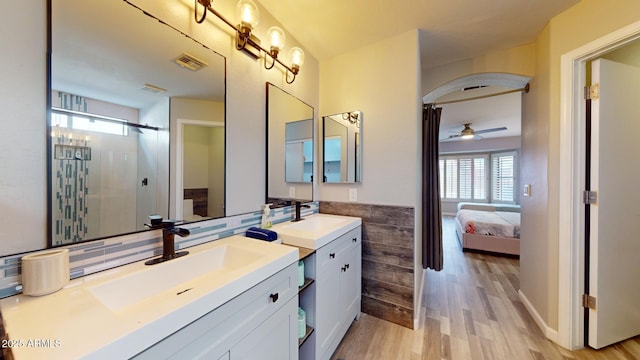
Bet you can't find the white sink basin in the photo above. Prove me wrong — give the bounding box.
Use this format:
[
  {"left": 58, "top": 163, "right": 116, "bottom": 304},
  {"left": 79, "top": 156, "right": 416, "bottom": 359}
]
[
  {"left": 88, "top": 243, "right": 264, "bottom": 311},
  {"left": 272, "top": 213, "right": 361, "bottom": 249},
  {"left": 282, "top": 215, "right": 347, "bottom": 231}
]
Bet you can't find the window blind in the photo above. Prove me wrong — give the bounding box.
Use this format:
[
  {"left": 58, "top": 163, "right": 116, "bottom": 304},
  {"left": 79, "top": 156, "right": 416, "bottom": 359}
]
[
  {"left": 491, "top": 153, "right": 516, "bottom": 202},
  {"left": 438, "top": 155, "right": 488, "bottom": 201}
]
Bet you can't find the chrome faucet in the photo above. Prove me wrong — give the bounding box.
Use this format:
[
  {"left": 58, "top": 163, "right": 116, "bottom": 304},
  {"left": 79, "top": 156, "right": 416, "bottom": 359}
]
[
  {"left": 292, "top": 201, "right": 311, "bottom": 222},
  {"left": 145, "top": 218, "right": 190, "bottom": 265}
]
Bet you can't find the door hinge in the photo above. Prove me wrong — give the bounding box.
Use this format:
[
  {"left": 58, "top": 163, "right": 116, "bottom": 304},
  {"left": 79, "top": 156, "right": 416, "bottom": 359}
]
[
  {"left": 583, "top": 190, "right": 597, "bottom": 204},
  {"left": 582, "top": 294, "right": 597, "bottom": 309},
  {"left": 585, "top": 84, "right": 600, "bottom": 100}
]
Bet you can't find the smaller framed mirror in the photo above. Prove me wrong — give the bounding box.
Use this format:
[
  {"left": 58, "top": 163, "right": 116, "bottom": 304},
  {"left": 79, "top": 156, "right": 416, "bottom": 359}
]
[{"left": 322, "top": 111, "right": 362, "bottom": 183}]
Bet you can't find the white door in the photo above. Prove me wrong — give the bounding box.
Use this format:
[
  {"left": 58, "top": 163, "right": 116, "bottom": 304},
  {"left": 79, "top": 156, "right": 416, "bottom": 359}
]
[{"left": 588, "top": 58, "right": 640, "bottom": 349}]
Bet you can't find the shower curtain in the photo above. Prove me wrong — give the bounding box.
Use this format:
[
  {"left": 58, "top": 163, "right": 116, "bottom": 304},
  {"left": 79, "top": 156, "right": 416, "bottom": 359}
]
[{"left": 422, "top": 104, "right": 443, "bottom": 271}]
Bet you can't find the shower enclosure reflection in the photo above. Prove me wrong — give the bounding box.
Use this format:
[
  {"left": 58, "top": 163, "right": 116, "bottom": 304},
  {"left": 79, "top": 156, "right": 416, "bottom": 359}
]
[{"left": 50, "top": 103, "right": 160, "bottom": 244}]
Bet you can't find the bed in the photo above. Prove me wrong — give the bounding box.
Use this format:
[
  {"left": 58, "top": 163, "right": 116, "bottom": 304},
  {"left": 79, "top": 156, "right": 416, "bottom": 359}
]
[{"left": 454, "top": 202, "right": 520, "bottom": 256}]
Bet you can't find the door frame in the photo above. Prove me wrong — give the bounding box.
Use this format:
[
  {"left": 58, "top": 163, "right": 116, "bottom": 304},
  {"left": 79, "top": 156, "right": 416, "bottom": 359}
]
[
  {"left": 558, "top": 19, "right": 640, "bottom": 350},
  {"left": 173, "top": 118, "right": 225, "bottom": 219}
]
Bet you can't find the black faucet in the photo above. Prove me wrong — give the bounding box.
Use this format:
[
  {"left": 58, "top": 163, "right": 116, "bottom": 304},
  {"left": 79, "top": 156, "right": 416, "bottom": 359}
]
[
  {"left": 291, "top": 201, "right": 311, "bottom": 222},
  {"left": 145, "top": 218, "right": 190, "bottom": 265}
]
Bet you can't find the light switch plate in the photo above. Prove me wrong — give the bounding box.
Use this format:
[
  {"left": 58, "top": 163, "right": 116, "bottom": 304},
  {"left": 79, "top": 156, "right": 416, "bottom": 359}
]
[
  {"left": 289, "top": 187, "right": 295, "bottom": 197},
  {"left": 349, "top": 188, "right": 357, "bottom": 202},
  {"left": 524, "top": 184, "right": 531, "bottom": 197}
]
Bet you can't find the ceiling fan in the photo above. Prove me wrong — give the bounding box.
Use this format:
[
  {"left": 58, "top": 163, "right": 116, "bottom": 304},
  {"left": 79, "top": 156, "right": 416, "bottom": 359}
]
[{"left": 445, "top": 123, "right": 507, "bottom": 141}]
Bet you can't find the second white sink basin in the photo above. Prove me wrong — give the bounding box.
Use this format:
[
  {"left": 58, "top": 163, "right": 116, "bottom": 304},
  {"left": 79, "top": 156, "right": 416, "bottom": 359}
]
[
  {"left": 272, "top": 213, "right": 361, "bottom": 249},
  {"left": 88, "top": 243, "right": 264, "bottom": 311}
]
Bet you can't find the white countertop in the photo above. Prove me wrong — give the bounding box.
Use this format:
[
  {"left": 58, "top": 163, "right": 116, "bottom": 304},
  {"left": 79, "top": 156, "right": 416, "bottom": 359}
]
[
  {"left": 271, "top": 213, "right": 362, "bottom": 249},
  {"left": 0, "top": 236, "right": 298, "bottom": 359}
]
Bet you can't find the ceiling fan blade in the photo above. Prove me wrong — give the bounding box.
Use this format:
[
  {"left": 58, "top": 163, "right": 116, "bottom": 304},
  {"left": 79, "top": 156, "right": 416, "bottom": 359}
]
[
  {"left": 439, "top": 134, "right": 460, "bottom": 142},
  {"left": 440, "top": 136, "right": 458, "bottom": 142},
  {"left": 474, "top": 126, "right": 507, "bottom": 134}
]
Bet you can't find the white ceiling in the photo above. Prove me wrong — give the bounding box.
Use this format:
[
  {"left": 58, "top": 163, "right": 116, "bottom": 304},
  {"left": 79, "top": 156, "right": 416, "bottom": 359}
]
[
  {"left": 257, "top": 0, "right": 579, "bottom": 69},
  {"left": 437, "top": 89, "right": 522, "bottom": 142},
  {"left": 53, "top": 0, "right": 225, "bottom": 111},
  {"left": 256, "top": 0, "right": 558, "bottom": 140}
]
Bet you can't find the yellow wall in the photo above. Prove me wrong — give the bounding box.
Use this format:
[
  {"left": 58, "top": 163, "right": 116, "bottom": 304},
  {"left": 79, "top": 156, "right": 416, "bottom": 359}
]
[
  {"left": 522, "top": 0, "right": 640, "bottom": 331},
  {"left": 520, "top": 22, "right": 554, "bottom": 328},
  {"left": 421, "top": 43, "right": 536, "bottom": 96},
  {"left": 320, "top": 30, "right": 421, "bottom": 206},
  {"left": 319, "top": 29, "right": 423, "bottom": 324}
]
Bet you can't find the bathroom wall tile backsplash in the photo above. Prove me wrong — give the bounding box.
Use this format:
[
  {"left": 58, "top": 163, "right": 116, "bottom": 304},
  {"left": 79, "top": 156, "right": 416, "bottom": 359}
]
[{"left": 0, "top": 203, "right": 317, "bottom": 298}]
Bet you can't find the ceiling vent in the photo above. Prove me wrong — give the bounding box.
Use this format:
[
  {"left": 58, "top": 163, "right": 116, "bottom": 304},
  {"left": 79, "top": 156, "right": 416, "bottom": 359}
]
[
  {"left": 462, "top": 85, "right": 488, "bottom": 91},
  {"left": 175, "top": 52, "right": 208, "bottom": 71},
  {"left": 141, "top": 83, "right": 167, "bottom": 94}
]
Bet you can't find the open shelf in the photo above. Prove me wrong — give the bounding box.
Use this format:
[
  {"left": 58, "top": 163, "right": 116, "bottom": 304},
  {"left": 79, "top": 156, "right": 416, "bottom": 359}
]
[
  {"left": 298, "top": 247, "right": 315, "bottom": 260},
  {"left": 298, "top": 326, "right": 314, "bottom": 348},
  {"left": 298, "top": 278, "right": 314, "bottom": 293}
]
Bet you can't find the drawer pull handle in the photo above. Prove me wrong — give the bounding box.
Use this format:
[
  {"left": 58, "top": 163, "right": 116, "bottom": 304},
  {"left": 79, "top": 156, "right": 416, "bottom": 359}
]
[
  {"left": 330, "top": 253, "right": 335, "bottom": 259},
  {"left": 345, "top": 263, "right": 350, "bottom": 269},
  {"left": 352, "top": 237, "right": 357, "bottom": 243},
  {"left": 341, "top": 266, "right": 346, "bottom": 272},
  {"left": 270, "top": 293, "right": 279, "bottom": 303}
]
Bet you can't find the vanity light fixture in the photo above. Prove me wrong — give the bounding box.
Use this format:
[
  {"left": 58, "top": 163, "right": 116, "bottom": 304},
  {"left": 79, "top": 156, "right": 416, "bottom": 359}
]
[
  {"left": 194, "top": 0, "right": 305, "bottom": 84},
  {"left": 264, "top": 26, "right": 285, "bottom": 69},
  {"left": 342, "top": 112, "right": 360, "bottom": 128}
]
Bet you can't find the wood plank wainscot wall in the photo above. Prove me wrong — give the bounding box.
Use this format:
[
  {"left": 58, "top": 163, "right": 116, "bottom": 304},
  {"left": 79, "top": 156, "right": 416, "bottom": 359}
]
[{"left": 319, "top": 201, "right": 415, "bottom": 329}]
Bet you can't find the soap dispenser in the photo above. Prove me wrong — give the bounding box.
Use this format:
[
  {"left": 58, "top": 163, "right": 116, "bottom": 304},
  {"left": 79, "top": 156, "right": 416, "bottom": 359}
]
[{"left": 261, "top": 203, "right": 273, "bottom": 228}]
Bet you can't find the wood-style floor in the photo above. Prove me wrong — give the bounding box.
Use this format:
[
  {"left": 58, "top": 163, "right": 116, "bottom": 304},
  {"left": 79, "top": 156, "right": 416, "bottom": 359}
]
[{"left": 331, "top": 216, "right": 640, "bottom": 360}]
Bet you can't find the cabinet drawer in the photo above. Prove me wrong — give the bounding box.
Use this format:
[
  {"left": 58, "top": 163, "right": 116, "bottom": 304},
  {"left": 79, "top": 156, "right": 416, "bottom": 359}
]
[
  {"left": 317, "top": 227, "right": 361, "bottom": 268},
  {"left": 134, "top": 262, "right": 298, "bottom": 359},
  {"left": 342, "top": 227, "right": 361, "bottom": 250},
  {"left": 317, "top": 236, "right": 343, "bottom": 269}
]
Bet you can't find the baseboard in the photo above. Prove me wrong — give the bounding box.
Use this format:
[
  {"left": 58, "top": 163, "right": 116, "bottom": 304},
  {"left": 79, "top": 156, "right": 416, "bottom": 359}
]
[
  {"left": 414, "top": 269, "right": 426, "bottom": 329},
  {"left": 518, "top": 290, "right": 560, "bottom": 344}
]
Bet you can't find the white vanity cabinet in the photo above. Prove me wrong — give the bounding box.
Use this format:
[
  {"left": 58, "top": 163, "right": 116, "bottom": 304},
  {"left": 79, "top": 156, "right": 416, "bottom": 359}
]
[
  {"left": 314, "top": 226, "right": 361, "bottom": 360},
  {"left": 134, "top": 262, "right": 299, "bottom": 360}
]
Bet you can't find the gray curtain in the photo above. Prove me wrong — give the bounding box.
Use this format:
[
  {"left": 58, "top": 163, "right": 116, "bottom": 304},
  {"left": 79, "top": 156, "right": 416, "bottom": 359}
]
[{"left": 422, "top": 104, "right": 443, "bottom": 271}]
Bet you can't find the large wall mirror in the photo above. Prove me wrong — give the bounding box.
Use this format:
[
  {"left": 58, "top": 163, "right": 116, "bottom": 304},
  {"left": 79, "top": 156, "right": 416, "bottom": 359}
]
[
  {"left": 322, "top": 111, "right": 362, "bottom": 183},
  {"left": 266, "top": 83, "right": 314, "bottom": 203},
  {"left": 50, "top": 0, "right": 226, "bottom": 246}
]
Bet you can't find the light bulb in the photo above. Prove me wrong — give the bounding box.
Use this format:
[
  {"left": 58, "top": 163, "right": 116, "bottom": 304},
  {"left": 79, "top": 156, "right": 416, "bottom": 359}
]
[
  {"left": 461, "top": 134, "right": 474, "bottom": 140},
  {"left": 289, "top": 47, "right": 305, "bottom": 68},
  {"left": 267, "top": 26, "right": 286, "bottom": 53},
  {"left": 236, "top": 0, "right": 259, "bottom": 29}
]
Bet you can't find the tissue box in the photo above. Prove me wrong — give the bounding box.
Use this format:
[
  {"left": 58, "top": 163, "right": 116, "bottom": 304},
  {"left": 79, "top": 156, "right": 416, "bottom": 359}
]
[{"left": 245, "top": 227, "right": 278, "bottom": 241}]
